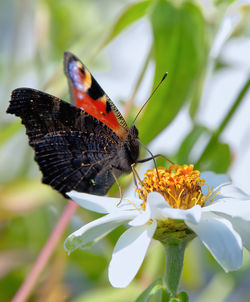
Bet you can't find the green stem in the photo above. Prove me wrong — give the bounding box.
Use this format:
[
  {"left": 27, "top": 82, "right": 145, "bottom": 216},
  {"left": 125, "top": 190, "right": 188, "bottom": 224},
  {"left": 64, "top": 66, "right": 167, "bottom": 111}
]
[
  {"left": 215, "top": 75, "right": 250, "bottom": 137},
  {"left": 197, "top": 75, "right": 250, "bottom": 165},
  {"left": 163, "top": 238, "right": 189, "bottom": 297}
]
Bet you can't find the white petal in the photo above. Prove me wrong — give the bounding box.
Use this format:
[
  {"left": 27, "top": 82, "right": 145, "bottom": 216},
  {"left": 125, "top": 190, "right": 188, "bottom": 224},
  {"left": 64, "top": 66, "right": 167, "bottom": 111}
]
[
  {"left": 186, "top": 212, "right": 242, "bottom": 272},
  {"left": 203, "top": 199, "right": 250, "bottom": 252},
  {"left": 129, "top": 192, "right": 202, "bottom": 225},
  {"left": 147, "top": 192, "right": 170, "bottom": 208},
  {"left": 108, "top": 221, "right": 157, "bottom": 288},
  {"left": 64, "top": 212, "right": 136, "bottom": 253},
  {"left": 67, "top": 191, "right": 138, "bottom": 213},
  {"left": 146, "top": 192, "right": 172, "bottom": 220},
  {"left": 203, "top": 199, "right": 250, "bottom": 221},
  {"left": 145, "top": 192, "right": 202, "bottom": 224},
  {"left": 225, "top": 217, "right": 250, "bottom": 252},
  {"left": 218, "top": 184, "right": 250, "bottom": 200},
  {"left": 129, "top": 192, "right": 169, "bottom": 226},
  {"left": 161, "top": 205, "right": 202, "bottom": 224},
  {"left": 201, "top": 172, "right": 231, "bottom": 198},
  {"left": 129, "top": 206, "right": 151, "bottom": 227}
]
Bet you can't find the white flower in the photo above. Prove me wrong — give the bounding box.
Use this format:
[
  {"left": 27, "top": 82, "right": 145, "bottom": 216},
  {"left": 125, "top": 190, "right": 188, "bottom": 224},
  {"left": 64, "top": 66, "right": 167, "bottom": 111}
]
[{"left": 64, "top": 166, "right": 250, "bottom": 288}]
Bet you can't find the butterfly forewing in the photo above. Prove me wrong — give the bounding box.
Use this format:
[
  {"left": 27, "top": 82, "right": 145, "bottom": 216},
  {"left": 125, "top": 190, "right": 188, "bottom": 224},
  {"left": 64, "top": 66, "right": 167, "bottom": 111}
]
[
  {"left": 64, "top": 52, "right": 127, "bottom": 138},
  {"left": 7, "top": 88, "right": 125, "bottom": 195}
]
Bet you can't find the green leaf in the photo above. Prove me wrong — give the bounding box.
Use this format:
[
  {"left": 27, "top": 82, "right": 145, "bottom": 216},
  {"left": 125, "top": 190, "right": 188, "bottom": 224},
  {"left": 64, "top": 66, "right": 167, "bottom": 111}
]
[
  {"left": 0, "top": 122, "right": 22, "bottom": 146},
  {"left": 196, "top": 137, "right": 231, "bottom": 173},
  {"left": 101, "top": 0, "right": 152, "bottom": 49},
  {"left": 177, "top": 125, "right": 209, "bottom": 164},
  {"left": 189, "top": 70, "right": 206, "bottom": 119},
  {"left": 139, "top": 0, "right": 208, "bottom": 144},
  {"left": 215, "top": 76, "right": 250, "bottom": 138},
  {"left": 135, "top": 278, "right": 169, "bottom": 302},
  {"left": 170, "top": 291, "right": 189, "bottom": 302}
]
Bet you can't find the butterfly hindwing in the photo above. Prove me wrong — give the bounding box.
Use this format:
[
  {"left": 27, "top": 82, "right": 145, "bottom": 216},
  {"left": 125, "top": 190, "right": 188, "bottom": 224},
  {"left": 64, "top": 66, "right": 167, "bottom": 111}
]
[
  {"left": 7, "top": 88, "right": 125, "bottom": 195},
  {"left": 64, "top": 52, "right": 127, "bottom": 138}
]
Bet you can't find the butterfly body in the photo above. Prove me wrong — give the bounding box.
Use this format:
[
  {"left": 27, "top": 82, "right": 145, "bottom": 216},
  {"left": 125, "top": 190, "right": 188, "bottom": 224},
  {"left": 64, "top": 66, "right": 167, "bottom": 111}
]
[{"left": 7, "top": 53, "right": 140, "bottom": 196}]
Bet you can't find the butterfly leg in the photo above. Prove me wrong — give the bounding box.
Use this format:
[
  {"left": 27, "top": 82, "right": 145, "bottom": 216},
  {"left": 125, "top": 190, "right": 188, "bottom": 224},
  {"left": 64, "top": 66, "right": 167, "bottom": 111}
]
[
  {"left": 131, "top": 163, "right": 138, "bottom": 189},
  {"left": 111, "top": 169, "right": 124, "bottom": 206},
  {"left": 131, "top": 163, "right": 144, "bottom": 190}
]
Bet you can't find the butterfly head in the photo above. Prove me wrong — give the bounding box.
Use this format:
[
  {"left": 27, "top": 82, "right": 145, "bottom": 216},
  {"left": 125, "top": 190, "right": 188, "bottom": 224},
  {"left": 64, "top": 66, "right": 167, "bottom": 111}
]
[
  {"left": 119, "top": 125, "right": 140, "bottom": 167},
  {"left": 127, "top": 125, "right": 139, "bottom": 139}
]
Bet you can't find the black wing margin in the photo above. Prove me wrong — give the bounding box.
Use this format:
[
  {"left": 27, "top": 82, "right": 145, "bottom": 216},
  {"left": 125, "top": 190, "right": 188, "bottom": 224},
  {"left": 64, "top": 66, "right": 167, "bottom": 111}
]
[{"left": 7, "top": 88, "right": 120, "bottom": 196}]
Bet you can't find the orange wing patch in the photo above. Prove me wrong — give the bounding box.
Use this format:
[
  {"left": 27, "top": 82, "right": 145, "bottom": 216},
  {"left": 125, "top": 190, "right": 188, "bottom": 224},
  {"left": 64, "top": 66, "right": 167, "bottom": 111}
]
[{"left": 64, "top": 52, "right": 127, "bottom": 138}]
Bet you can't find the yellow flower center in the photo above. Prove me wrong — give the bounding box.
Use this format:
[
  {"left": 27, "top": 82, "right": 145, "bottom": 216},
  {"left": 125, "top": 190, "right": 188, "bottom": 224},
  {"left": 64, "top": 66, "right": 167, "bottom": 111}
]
[{"left": 137, "top": 164, "right": 213, "bottom": 210}]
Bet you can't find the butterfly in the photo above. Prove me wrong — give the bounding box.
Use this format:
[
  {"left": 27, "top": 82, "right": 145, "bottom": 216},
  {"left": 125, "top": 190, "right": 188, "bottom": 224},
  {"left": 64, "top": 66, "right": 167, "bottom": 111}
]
[{"left": 7, "top": 52, "right": 140, "bottom": 197}]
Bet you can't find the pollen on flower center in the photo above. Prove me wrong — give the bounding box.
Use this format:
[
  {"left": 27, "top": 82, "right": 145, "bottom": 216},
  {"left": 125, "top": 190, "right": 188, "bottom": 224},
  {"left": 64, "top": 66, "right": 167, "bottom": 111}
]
[{"left": 137, "top": 164, "right": 212, "bottom": 210}]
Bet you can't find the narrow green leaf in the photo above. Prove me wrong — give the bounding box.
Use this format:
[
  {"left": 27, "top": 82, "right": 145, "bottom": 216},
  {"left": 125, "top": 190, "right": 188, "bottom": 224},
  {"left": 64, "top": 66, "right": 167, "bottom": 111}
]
[
  {"left": 196, "top": 76, "right": 250, "bottom": 172},
  {"left": 177, "top": 125, "right": 208, "bottom": 164},
  {"left": 189, "top": 70, "right": 206, "bottom": 119},
  {"left": 170, "top": 291, "right": 189, "bottom": 302},
  {"left": 135, "top": 278, "right": 169, "bottom": 302},
  {"left": 139, "top": 0, "right": 208, "bottom": 144},
  {"left": 101, "top": 0, "right": 152, "bottom": 49},
  {"left": 196, "top": 138, "right": 231, "bottom": 173},
  {"left": 215, "top": 76, "right": 250, "bottom": 138}
]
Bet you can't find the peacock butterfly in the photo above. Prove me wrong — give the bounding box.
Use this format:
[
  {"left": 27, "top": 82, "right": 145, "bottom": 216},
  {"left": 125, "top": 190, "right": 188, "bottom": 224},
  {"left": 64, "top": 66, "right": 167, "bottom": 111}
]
[{"left": 7, "top": 52, "right": 140, "bottom": 196}]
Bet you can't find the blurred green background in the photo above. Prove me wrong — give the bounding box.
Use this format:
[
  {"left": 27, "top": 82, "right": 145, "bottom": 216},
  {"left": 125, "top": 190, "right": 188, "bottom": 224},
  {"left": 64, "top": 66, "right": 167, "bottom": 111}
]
[{"left": 1, "top": 0, "right": 250, "bottom": 301}]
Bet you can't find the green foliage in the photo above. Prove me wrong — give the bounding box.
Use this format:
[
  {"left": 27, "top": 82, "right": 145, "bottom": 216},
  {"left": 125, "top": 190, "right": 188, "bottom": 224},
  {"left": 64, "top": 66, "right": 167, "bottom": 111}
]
[
  {"left": 135, "top": 279, "right": 189, "bottom": 302},
  {"left": 101, "top": 0, "right": 152, "bottom": 49},
  {"left": 171, "top": 291, "right": 189, "bottom": 302},
  {"left": 177, "top": 125, "right": 209, "bottom": 164},
  {"left": 139, "top": 0, "right": 209, "bottom": 144},
  {"left": 196, "top": 137, "right": 231, "bottom": 173},
  {"left": 135, "top": 279, "right": 169, "bottom": 302}
]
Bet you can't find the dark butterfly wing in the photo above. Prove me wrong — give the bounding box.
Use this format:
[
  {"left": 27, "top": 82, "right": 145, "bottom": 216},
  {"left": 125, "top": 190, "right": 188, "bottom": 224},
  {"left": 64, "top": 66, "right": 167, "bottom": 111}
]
[{"left": 7, "top": 88, "right": 123, "bottom": 196}]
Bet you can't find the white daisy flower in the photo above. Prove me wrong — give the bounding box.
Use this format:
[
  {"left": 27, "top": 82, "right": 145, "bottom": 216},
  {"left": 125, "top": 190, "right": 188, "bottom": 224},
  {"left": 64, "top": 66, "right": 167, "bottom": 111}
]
[{"left": 64, "top": 165, "right": 250, "bottom": 288}]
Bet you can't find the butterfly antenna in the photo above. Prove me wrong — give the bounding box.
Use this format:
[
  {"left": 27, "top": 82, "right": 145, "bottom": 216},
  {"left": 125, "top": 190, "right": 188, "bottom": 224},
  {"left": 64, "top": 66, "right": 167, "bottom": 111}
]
[{"left": 132, "top": 72, "right": 168, "bottom": 125}]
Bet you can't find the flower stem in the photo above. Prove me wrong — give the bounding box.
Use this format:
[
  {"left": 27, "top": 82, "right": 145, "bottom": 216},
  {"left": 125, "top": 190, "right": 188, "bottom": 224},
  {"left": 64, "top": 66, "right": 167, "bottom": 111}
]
[
  {"left": 12, "top": 200, "right": 78, "bottom": 302},
  {"left": 163, "top": 238, "right": 190, "bottom": 297}
]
